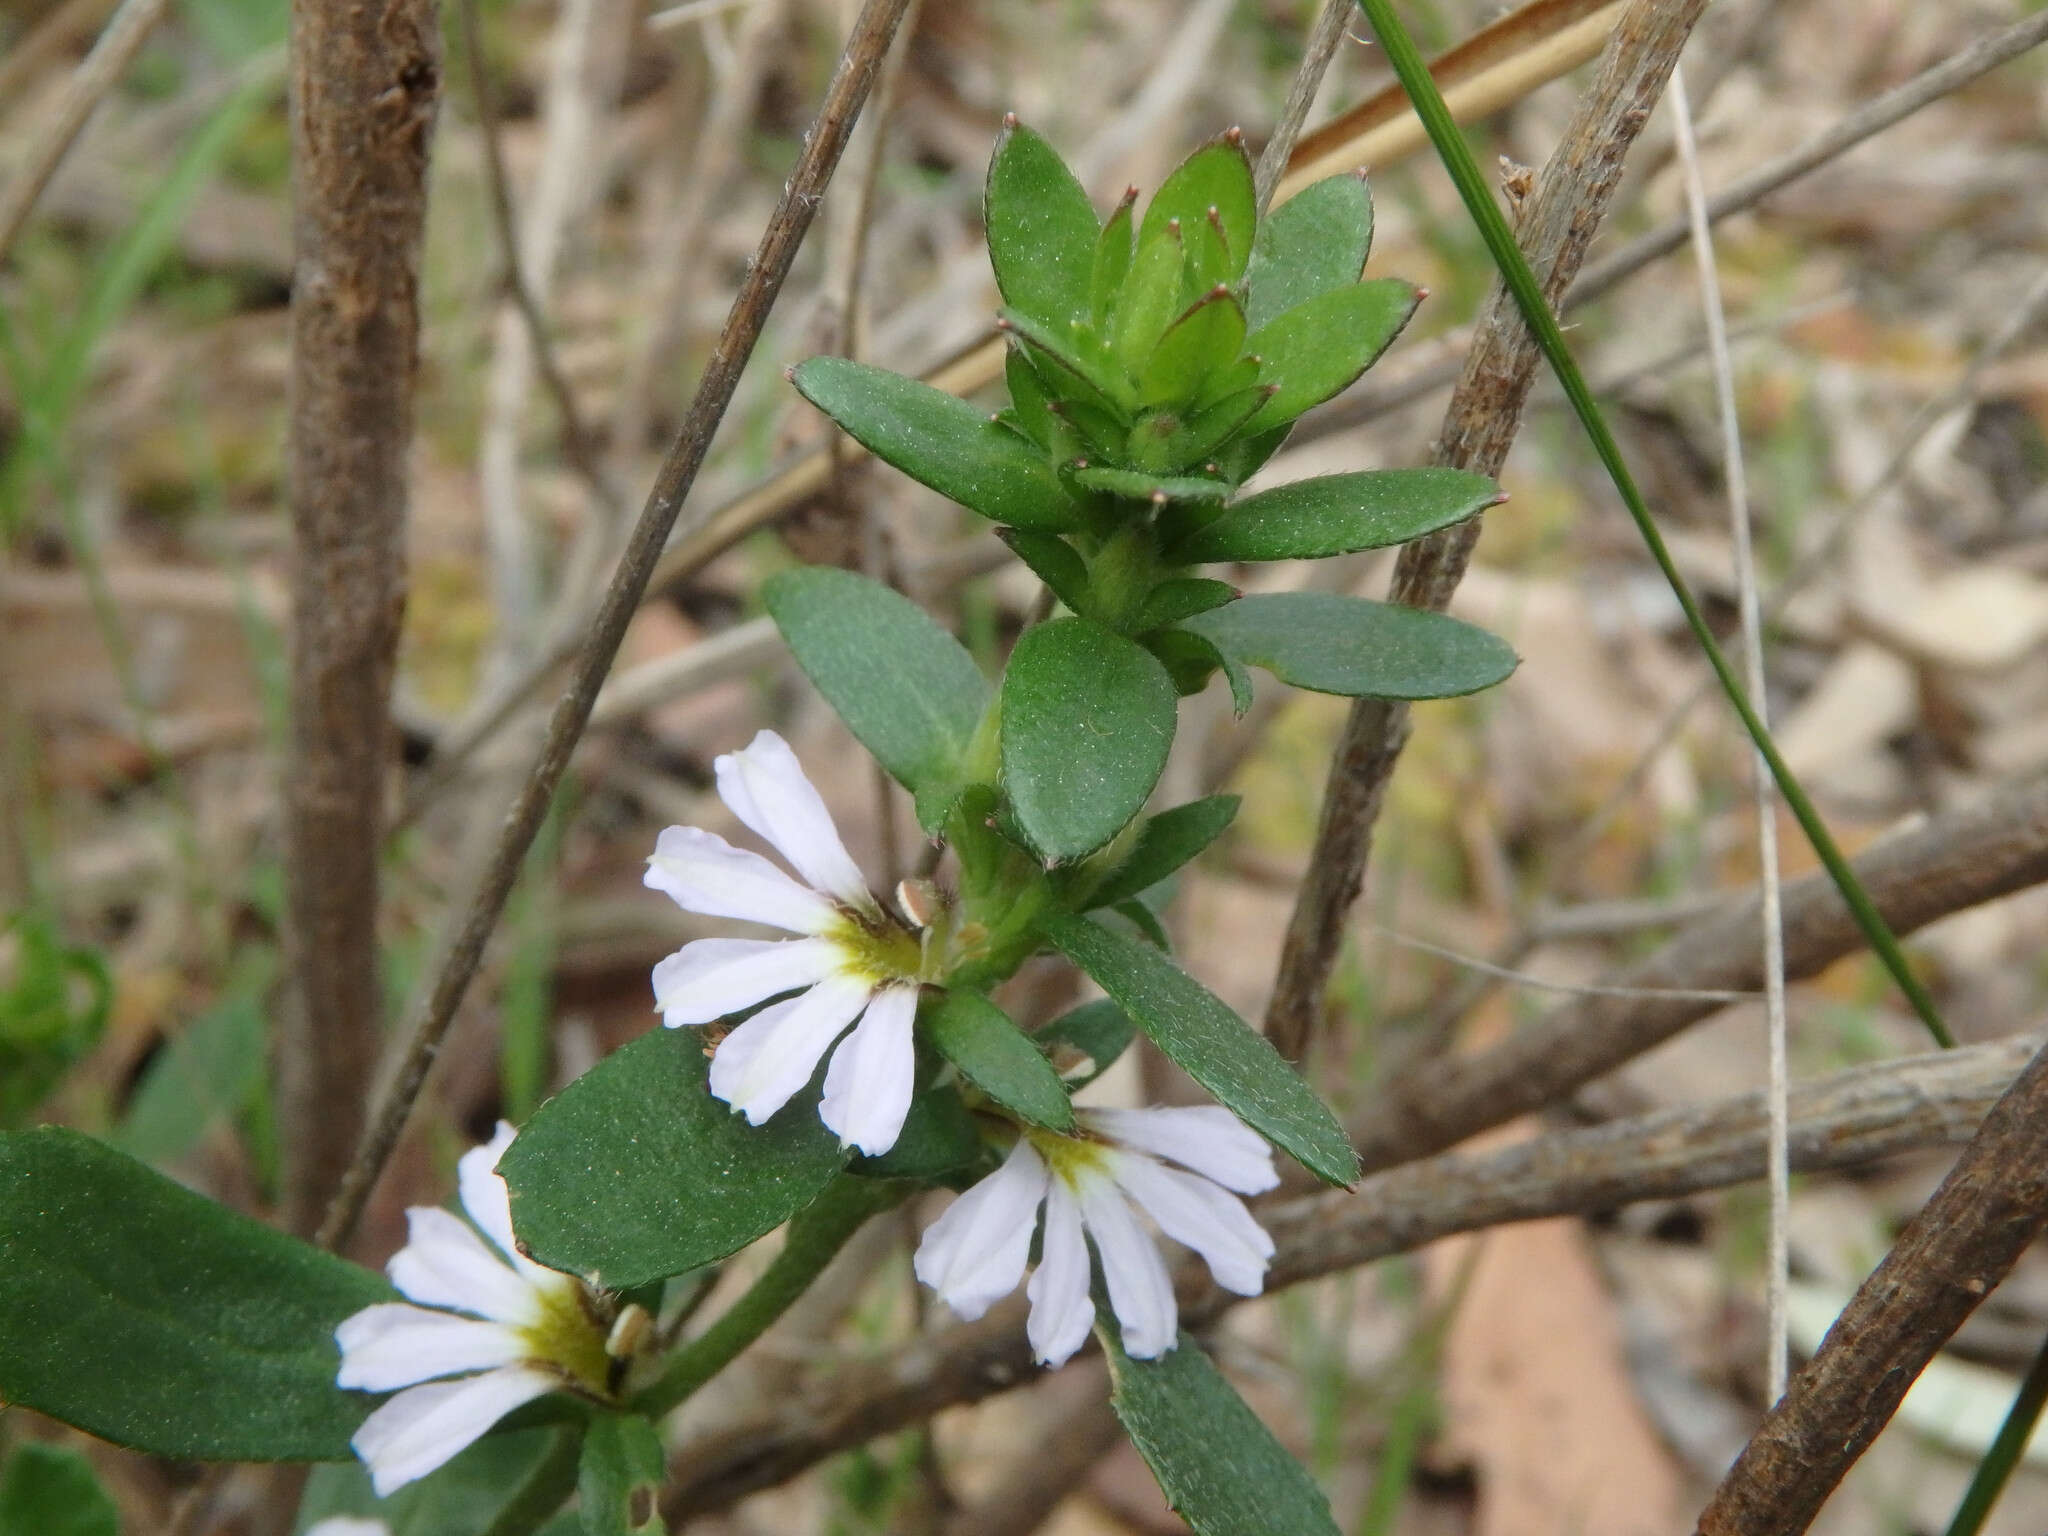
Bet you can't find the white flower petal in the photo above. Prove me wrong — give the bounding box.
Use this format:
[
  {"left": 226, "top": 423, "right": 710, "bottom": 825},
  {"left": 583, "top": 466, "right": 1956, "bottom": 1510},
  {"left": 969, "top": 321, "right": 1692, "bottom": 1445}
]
[
  {"left": 708, "top": 974, "right": 871, "bottom": 1125},
  {"left": 1025, "top": 1176, "right": 1094, "bottom": 1367},
  {"left": 818, "top": 985, "right": 918, "bottom": 1155},
  {"left": 1077, "top": 1178, "right": 1177, "bottom": 1360},
  {"left": 455, "top": 1123, "right": 522, "bottom": 1265},
  {"left": 386, "top": 1206, "right": 539, "bottom": 1326},
  {"left": 652, "top": 937, "right": 840, "bottom": 1027},
  {"left": 1107, "top": 1154, "right": 1275, "bottom": 1297},
  {"left": 914, "top": 1139, "right": 1047, "bottom": 1321},
  {"left": 715, "top": 730, "right": 874, "bottom": 912},
  {"left": 335, "top": 1303, "right": 526, "bottom": 1391},
  {"left": 307, "top": 1519, "right": 391, "bottom": 1536},
  {"left": 645, "top": 824, "right": 835, "bottom": 934},
  {"left": 349, "top": 1365, "right": 556, "bottom": 1497},
  {"left": 1081, "top": 1106, "right": 1279, "bottom": 1194}
]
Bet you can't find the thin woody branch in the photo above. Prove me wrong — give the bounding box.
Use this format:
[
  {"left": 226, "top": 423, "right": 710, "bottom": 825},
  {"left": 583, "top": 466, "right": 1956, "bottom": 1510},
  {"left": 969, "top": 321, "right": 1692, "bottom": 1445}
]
[
  {"left": 279, "top": 0, "right": 439, "bottom": 1236},
  {"left": 1264, "top": 0, "right": 1711, "bottom": 1061},
  {"left": 661, "top": 1033, "right": 2038, "bottom": 1519},
  {"left": 315, "top": 0, "right": 918, "bottom": 1253}
]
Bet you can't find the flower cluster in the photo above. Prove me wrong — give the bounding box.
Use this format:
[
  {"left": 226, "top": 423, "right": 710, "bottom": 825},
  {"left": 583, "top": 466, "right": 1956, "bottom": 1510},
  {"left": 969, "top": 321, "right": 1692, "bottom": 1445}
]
[{"left": 653, "top": 733, "right": 1281, "bottom": 1363}]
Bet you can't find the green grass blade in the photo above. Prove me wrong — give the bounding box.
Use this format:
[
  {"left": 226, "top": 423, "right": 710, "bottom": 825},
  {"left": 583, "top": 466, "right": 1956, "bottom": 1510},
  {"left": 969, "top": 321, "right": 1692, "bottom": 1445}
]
[{"left": 1353, "top": 0, "right": 1952, "bottom": 1048}]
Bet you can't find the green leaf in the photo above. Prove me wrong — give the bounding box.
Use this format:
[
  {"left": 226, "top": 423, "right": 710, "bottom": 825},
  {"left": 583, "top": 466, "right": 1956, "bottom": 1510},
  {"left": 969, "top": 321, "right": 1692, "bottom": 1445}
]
[
  {"left": 1242, "top": 279, "right": 1419, "bottom": 435},
  {"left": 501, "top": 1029, "right": 847, "bottom": 1289},
  {"left": 1155, "top": 387, "right": 1272, "bottom": 474},
  {"left": 986, "top": 121, "right": 1098, "bottom": 328},
  {"left": 1171, "top": 468, "right": 1500, "bottom": 563},
  {"left": 998, "top": 529, "right": 1091, "bottom": 615},
  {"left": 764, "top": 567, "right": 990, "bottom": 817},
  {"left": 1112, "top": 898, "right": 1171, "bottom": 949},
  {"left": 924, "top": 991, "right": 1074, "bottom": 1132},
  {"left": 1138, "top": 137, "right": 1258, "bottom": 285},
  {"left": 851, "top": 1083, "right": 985, "bottom": 1183},
  {"left": 1042, "top": 916, "right": 1357, "bottom": 1185},
  {"left": 1105, "top": 1328, "right": 1340, "bottom": 1536},
  {"left": 1133, "top": 578, "right": 1238, "bottom": 632},
  {"left": 1004, "top": 348, "right": 1060, "bottom": 450},
  {"left": 1086, "top": 795, "right": 1238, "bottom": 909},
  {"left": 1035, "top": 999, "right": 1135, "bottom": 1088},
  {"left": 0, "top": 1127, "right": 389, "bottom": 1459},
  {"left": 296, "top": 1428, "right": 573, "bottom": 1536},
  {"left": 1184, "top": 592, "right": 1517, "bottom": 699},
  {"left": 1071, "top": 466, "right": 1230, "bottom": 504},
  {"left": 0, "top": 1445, "right": 118, "bottom": 1536},
  {"left": 1140, "top": 291, "right": 1247, "bottom": 407},
  {"left": 791, "top": 357, "right": 1079, "bottom": 531},
  {"left": 580, "top": 1415, "right": 665, "bottom": 1536},
  {"left": 1143, "top": 627, "right": 1253, "bottom": 713},
  {"left": 1000, "top": 619, "right": 1177, "bottom": 861},
  {"left": 1111, "top": 225, "right": 1185, "bottom": 373},
  {"left": 1245, "top": 173, "right": 1373, "bottom": 331},
  {"left": 998, "top": 308, "right": 1130, "bottom": 418},
  {"left": 1090, "top": 189, "right": 1137, "bottom": 328}
]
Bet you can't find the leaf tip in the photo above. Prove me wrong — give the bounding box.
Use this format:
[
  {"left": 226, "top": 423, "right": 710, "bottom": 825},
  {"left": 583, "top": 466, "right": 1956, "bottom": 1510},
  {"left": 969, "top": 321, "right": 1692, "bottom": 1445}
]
[
  {"left": 1223, "top": 124, "right": 1243, "bottom": 145},
  {"left": 1002, "top": 110, "right": 1018, "bottom": 129}
]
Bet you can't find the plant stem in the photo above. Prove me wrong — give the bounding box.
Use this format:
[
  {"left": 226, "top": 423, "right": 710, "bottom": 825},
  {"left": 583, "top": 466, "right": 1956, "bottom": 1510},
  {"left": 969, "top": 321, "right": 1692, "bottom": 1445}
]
[
  {"left": 633, "top": 1176, "right": 905, "bottom": 1418},
  {"left": 1942, "top": 1326, "right": 2048, "bottom": 1536},
  {"left": 1353, "top": 0, "right": 1953, "bottom": 1049}
]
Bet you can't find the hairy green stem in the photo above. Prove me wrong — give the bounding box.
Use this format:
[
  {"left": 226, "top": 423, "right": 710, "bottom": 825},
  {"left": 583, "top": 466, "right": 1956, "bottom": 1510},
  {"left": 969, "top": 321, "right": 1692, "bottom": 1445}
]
[
  {"left": 1353, "top": 0, "right": 1953, "bottom": 1048},
  {"left": 1943, "top": 1327, "right": 2048, "bottom": 1536},
  {"left": 633, "top": 1175, "right": 905, "bottom": 1418}
]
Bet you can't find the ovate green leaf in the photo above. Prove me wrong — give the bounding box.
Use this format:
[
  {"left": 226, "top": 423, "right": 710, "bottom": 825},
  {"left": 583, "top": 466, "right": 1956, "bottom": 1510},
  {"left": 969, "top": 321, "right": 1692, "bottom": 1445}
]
[
  {"left": 764, "top": 567, "right": 990, "bottom": 817},
  {"left": 1140, "top": 291, "right": 1247, "bottom": 407},
  {"left": 1034, "top": 999, "right": 1135, "bottom": 1088},
  {"left": 924, "top": 991, "right": 1074, "bottom": 1132},
  {"left": 1105, "top": 1328, "right": 1340, "bottom": 1536},
  {"left": 1138, "top": 137, "right": 1258, "bottom": 284},
  {"left": 1184, "top": 591, "right": 1517, "bottom": 699},
  {"left": 0, "top": 1127, "right": 389, "bottom": 1459},
  {"left": 1084, "top": 795, "right": 1238, "bottom": 909},
  {"left": 295, "top": 1427, "right": 573, "bottom": 1536},
  {"left": 1000, "top": 619, "right": 1177, "bottom": 861},
  {"left": 501, "top": 1029, "right": 847, "bottom": 1288},
  {"left": 1042, "top": 916, "right": 1357, "bottom": 1185},
  {"left": 1245, "top": 173, "right": 1373, "bottom": 331},
  {"left": 986, "top": 121, "right": 1099, "bottom": 328},
  {"left": 1170, "top": 468, "right": 1498, "bottom": 563},
  {"left": 1242, "top": 280, "right": 1418, "bottom": 434},
  {"left": 792, "top": 357, "right": 1079, "bottom": 531}
]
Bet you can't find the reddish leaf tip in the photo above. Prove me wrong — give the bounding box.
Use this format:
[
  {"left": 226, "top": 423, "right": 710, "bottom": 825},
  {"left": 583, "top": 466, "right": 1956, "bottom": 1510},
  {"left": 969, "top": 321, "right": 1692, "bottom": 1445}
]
[{"left": 1003, "top": 111, "right": 1019, "bottom": 128}]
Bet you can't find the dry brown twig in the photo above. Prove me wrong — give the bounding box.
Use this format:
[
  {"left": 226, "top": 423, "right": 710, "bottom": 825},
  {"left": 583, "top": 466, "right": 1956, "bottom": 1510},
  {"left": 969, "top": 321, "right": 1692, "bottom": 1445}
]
[
  {"left": 660, "top": 1031, "right": 2041, "bottom": 1518},
  {"left": 1264, "top": 0, "right": 1713, "bottom": 1062},
  {"left": 1697, "top": 1034, "right": 2048, "bottom": 1534},
  {"left": 315, "top": 0, "right": 919, "bottom": 1253},
  {"left": 279, "top": 0, "right": 439, "bottom": 1237}
]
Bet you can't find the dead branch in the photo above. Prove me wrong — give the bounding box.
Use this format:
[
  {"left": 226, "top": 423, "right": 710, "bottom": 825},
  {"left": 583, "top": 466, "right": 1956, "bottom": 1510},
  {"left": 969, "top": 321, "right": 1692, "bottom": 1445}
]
[
  {"left": 1348, "top": 770, "right": 2048, "bottom": 1176},
  {"left": 315, "top": 0, "right": 918, "bottom": 1253},
  {"left": 660, "top": 1033, "right": 2039, "bottom": 1519},
  {"left": 1696, "top": 1035, "right": 2048, "bottom": 1534},
  {"left": 279, "top": 0, "right": 439, "bottom": 1236},
  {"left": 1263, "top": 0, "right": 1711, "bottom": 1061}
]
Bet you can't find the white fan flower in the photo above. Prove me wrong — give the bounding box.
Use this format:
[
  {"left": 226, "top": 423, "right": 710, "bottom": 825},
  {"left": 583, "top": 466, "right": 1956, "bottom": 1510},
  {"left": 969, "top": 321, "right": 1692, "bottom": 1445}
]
[
  {"left": 913, "top": 1106, "right": 1279, "bottom": 1367},
  {"left": 334, "top": 1124, "right": 613, "bottom": 1496},
  {"left": 646, "top": 729, "right": 928, "bottom": 1156}
]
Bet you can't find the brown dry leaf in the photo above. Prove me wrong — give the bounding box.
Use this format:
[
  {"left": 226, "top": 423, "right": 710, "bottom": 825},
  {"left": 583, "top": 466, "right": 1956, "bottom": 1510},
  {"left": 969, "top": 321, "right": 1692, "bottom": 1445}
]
[{"left": 1426, "top": 1205, "right": 1685, "bottom": 1536}]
